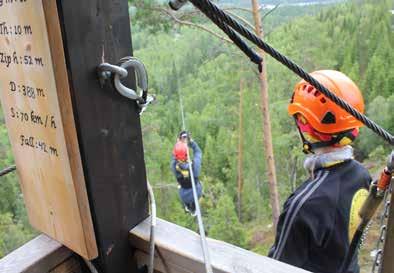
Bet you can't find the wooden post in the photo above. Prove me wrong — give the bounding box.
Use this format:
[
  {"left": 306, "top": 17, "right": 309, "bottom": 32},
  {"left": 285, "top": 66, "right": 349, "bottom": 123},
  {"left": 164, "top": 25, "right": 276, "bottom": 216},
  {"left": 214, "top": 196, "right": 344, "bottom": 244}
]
[
  {"left": 250, "top": 0, "right": 280, "bottom": 228},
  {"left": 55, "top": 0, "right": 149, "bottom": 272},
  {"left": 381, "top": 189, "right": 394, "bottom": 273},
  {"left": 0, "top": 0, "right": 148, "bottom": 272}
]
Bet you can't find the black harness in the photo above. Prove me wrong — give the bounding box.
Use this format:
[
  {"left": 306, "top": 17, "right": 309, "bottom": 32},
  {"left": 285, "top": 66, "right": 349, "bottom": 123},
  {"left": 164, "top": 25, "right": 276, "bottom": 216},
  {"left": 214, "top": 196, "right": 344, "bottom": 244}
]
[{"left": 175, "top": 162, "right": 192, "bottom": 189}]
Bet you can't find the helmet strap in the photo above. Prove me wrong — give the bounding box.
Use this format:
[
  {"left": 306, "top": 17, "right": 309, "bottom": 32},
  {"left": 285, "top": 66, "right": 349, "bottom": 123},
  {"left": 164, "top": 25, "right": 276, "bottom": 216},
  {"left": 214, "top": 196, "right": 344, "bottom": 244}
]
[
  {"left": 293, "top": 117, "right": 356, "bottom": 154},
  {"left": 294, "top": 118, "right": 314, "bottom": 154}
]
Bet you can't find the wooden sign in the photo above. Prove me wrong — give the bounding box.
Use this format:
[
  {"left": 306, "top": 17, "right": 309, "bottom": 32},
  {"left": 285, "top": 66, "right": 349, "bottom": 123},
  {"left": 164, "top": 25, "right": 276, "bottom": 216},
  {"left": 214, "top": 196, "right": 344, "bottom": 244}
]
[{"left": 0, "top": 0, "right": 97, "bottom": 259}]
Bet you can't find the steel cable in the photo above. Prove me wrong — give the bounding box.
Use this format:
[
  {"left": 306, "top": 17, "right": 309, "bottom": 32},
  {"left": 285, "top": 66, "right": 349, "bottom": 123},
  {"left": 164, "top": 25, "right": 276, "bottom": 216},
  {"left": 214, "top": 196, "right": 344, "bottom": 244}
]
[
  {"left": 178, "top": 91, "right": 213, "bottom": 273},
  {"left": 192, "top": 1, "right": 262, "bottom": 71},
  {"left": 188, "top": 0, "right": 394, "bottom": 145}
]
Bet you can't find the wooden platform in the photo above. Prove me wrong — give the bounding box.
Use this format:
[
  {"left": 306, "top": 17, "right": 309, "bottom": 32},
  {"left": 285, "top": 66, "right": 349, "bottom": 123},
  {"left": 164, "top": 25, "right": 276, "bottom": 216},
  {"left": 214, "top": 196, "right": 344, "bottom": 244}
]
[
  {"left": 129, "top": 217, "right": 311, "bottom": 273},
  {"left": 0, "top": 218, "right": 312, "bottom": 273},
  {"left": 0, "top": 234, "right": 84, "bottom": 273}
]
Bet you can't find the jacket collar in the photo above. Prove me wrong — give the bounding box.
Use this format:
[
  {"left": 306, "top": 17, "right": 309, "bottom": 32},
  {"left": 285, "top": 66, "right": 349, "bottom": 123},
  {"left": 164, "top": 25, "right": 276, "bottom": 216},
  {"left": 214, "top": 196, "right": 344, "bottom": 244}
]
[{"left": 304, "top": 145, "right": 354, "bottom": 172}]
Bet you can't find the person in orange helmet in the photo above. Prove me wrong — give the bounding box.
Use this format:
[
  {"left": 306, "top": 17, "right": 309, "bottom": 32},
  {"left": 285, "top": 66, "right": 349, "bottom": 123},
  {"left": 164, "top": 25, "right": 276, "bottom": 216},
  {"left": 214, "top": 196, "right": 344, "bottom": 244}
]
[
  {"left": 171, "top": 131, "right": 203, "bottom": 216},
  {"left": 268, "top": 70, "right": 372, "bottom": 273}
]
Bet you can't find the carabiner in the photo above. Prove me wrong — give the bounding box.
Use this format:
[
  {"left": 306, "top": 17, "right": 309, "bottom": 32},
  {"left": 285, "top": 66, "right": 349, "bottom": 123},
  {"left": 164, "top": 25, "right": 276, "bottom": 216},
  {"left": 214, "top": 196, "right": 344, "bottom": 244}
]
[{"left": 113, "top": 57, "right": 148, "bottom": 104}]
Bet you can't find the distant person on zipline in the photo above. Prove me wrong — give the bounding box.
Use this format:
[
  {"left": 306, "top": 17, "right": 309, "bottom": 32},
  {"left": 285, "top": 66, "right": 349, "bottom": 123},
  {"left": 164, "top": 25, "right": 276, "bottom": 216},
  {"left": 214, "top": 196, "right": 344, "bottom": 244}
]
[
  {"left": 268, "top": 70, "right": 372, "bottom": 273},
  {"left": 171, "top": 131, "right": 203, "bottom": 216}
]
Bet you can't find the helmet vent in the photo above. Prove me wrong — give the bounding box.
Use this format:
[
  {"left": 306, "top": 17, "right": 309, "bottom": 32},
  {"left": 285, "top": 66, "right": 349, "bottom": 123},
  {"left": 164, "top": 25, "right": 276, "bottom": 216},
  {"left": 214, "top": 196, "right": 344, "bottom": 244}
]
[
  {"left": 321, "top": 111, "right": 336, "bottom": 124},
  {"left": 320, "top": 97, "right": 327, "bottom": 103},
  {"left": 314, "top": 90, "right": 320, "bottom": 97},
  {"left": 306, "top": 86, "right": 314, "bottom": 93}
]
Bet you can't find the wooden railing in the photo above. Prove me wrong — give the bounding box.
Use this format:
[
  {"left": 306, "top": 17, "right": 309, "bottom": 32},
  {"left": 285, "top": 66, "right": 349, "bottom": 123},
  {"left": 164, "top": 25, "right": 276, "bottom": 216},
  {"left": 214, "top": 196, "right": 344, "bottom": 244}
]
[
  {"left": 129, "top": 217, "right": 310, "bottom": 273},
  {"left": 0, "top": 218, "right": 311, "bottom": 273},
  {"left": 0, "top": 235, "right": 84, "bottom": 273}
]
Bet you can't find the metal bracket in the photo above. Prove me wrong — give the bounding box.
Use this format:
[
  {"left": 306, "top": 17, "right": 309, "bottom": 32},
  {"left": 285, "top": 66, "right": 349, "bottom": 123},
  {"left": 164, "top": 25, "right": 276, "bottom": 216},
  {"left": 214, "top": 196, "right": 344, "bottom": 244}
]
[
  {"left": 97, "top": 63, "right": 128, "bottom": 87},
  {"left": 97, "top": 57, "right": 155, "bottom": 114},
  {"left": 114, "top": 57, "right": 148, "bottom": 103}
]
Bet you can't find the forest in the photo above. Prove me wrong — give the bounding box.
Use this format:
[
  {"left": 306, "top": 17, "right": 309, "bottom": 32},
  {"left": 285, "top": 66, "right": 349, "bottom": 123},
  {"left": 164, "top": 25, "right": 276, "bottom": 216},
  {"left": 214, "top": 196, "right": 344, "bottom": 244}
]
[{"left": 0, "top": 0, "right": 393, "bottom": 272}]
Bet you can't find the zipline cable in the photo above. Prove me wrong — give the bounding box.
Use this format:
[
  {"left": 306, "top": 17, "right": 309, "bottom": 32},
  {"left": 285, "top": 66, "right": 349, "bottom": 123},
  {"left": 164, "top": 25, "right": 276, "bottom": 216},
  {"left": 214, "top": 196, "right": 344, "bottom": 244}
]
[
  {"left": 179, "top": 92, "right": 186, "bottom": 132},
  {"left": 178, "top": 91, "right": 213, "bottom": 273},
  {"left": 172, "top": 0, "right": 394, "bottom": 146}
]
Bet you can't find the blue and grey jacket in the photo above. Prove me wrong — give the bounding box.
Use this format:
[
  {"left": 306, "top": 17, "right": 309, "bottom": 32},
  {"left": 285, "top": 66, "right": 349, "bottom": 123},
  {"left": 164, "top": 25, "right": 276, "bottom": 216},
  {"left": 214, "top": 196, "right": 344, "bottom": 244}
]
[
  {"left": 171, "top": 141, "right": 202, "bottom": 188},
  {"left": 269, "top": 147, "right": 371, "bottom": 273}
]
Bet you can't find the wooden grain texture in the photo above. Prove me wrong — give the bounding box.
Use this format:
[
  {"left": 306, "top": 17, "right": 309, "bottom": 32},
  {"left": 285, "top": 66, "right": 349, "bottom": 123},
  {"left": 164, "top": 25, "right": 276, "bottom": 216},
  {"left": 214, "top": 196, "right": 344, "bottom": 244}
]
[
  {"left": 130, "top": 217, "right": 311, "bottom": 273},
  {"left": 0, "top": 234, "right": 72, "bottom": 273},
  {"left": 57, "top": 0, "right": 149, "bottom": 272},
  {"left": 0, "top": 0, "right": 96, "bottom": 259},
  {"left": 49, "top": 257, "right": 85, "bottom": 273},
  {"left": 42, "top": 0, "right": 97, "bottom": 259}
]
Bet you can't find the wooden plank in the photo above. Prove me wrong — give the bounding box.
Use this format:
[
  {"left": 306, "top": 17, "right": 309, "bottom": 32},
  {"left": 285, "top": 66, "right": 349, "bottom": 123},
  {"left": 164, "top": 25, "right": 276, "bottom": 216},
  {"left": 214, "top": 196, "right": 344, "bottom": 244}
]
[
  {"left": 0, "top": 0, "right": 97, "bottom": 259},
  {"left": 130, "top": 218, "right": 311, "bottom": 273},
  {"left": 49, "top": 256, "right": 85, "bottom": 273},
  {"left": 42, "top": 0, "right": 97, "bottom": 259},
  {"left": 56, "top": 0, "right": 149, "bottom": 272},
  {"left": 135, "top": 251, "right": 194, "bottom": 273},
  {"left": 0, "top": 235, "right": 72, "bottom": 273}
]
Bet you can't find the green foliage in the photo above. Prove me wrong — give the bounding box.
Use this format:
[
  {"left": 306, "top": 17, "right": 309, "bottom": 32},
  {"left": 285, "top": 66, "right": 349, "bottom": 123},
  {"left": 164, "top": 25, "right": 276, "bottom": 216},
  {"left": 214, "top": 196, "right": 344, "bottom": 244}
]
[
  {"left": 357, "top": 95, "right": 394, "bottom": 156},
  {"left": 206, "top": 194, "right": 246, "bottom": 247},
  {"left": 129, "top": 0, "right": 173, "bottom": 33},
  {"left": 0, "top": 0, "right": 392, "bottom": 264},
  {"left": 135, "top": 0, "right": 393, "bottom": 257},
  {"left": 0, "top": 213, "right": 35, "bottom": 257}
]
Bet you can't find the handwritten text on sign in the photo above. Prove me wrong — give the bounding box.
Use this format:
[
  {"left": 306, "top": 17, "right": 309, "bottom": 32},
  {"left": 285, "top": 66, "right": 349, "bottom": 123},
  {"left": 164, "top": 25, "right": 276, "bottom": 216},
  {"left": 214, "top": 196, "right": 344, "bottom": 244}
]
[{"left": 0, "top": 0, "right": 97, "bottom": 258}]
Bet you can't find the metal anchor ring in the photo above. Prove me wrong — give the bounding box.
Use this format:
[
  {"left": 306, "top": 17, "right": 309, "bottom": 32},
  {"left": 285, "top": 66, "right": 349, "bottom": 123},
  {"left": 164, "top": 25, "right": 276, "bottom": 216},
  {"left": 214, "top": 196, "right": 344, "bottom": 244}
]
[{"left": 113, "top": 57, "right": 148, "bottom": 103}]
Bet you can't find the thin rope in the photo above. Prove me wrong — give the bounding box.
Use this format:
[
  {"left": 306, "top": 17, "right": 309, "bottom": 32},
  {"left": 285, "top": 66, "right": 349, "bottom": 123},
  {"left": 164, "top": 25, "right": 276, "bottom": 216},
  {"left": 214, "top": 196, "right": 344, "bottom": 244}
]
[
  {"left": 83, "top": 258, "right": 99, "bottom": 273},
  {"left": 186, "top": 0, "right": 394, "bottom": 145},
  {"left": 178, "top": 91, "right": 213, "bottom": 273},
  {"left": 147, "top": 180, "right": 157, "bottom": 273}
]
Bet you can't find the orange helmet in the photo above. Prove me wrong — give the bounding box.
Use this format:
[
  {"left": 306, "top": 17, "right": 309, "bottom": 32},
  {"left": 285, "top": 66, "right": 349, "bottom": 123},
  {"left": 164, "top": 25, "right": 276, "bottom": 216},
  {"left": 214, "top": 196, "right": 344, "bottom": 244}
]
[
  {"left": 173, "top": 141, "right": 188, "bottom": 161},
  {"left": 288, "top": 70, "right": 364, "bottom": 134}
]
